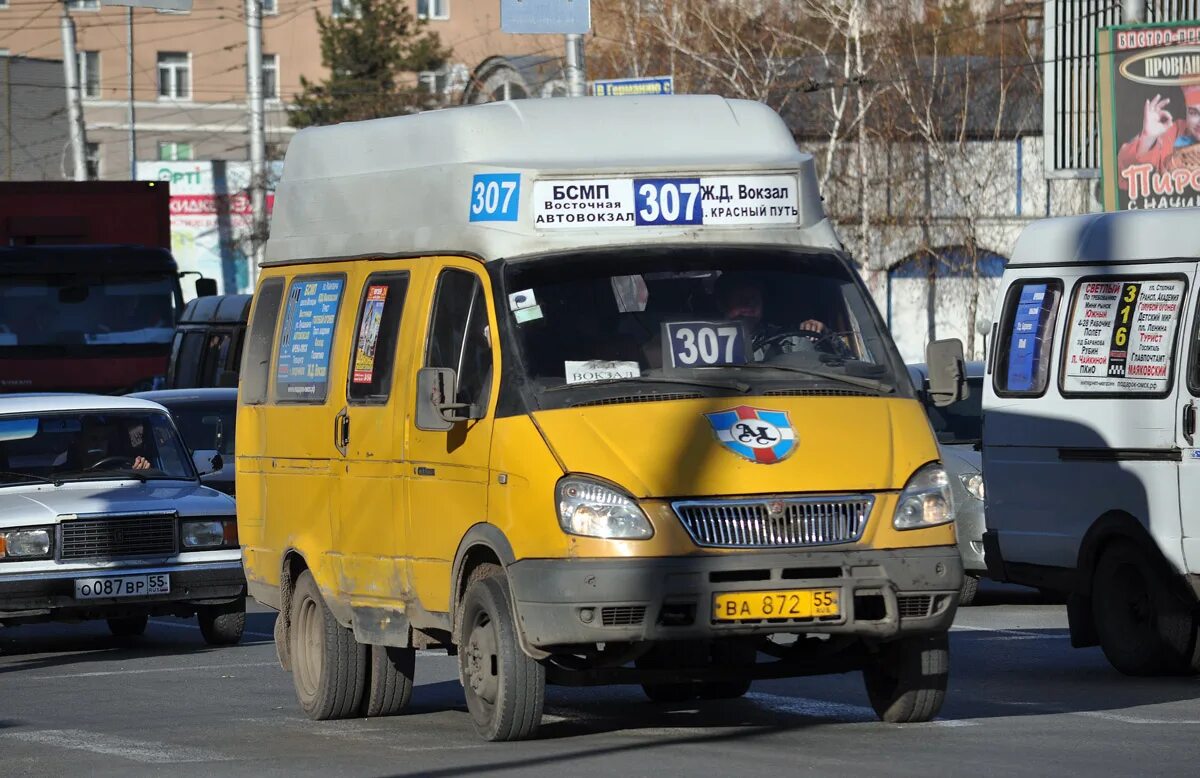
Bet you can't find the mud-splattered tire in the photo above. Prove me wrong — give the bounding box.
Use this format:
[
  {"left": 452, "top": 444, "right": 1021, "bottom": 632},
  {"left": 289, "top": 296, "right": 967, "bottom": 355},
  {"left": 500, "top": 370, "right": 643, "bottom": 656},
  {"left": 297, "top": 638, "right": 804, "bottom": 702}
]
[
  {"left": 290, "top": 571, "right": 367, "bottom": 720},
  {"left": 959, "top": 575, "right": 980, "bottom": 606},
  {"left": 362, "top": 644, "right": 415, "bottom": 717},
  {"left": 1092, "top": 542, "right": 1197, "bottom": 676},
  {"left": 198, "top": 596, "right": 246, "bottom": 646},
  {"left": 863, "top": 633, "right": 949, "bottom": 723},
  {"left": 459, "top": 571, "right": 544, "bottom": 741},
  {"left": 107, "top": 615, "right": 148, "bottom": 637}
]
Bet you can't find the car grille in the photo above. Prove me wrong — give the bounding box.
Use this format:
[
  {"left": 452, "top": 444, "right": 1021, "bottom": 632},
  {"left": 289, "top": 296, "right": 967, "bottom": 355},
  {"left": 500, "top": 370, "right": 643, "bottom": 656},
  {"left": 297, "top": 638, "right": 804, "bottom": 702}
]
[
  {"left": 59, "top": 514, "right": 178, "bottom": 561},
  {"left": 601, "top": 606, "right": 646, "bottom": 626},
  {"left": 672, "top": 496, "right": 873, "bottom": 549},
  {"left": 898, "top": 595, "right": 934, "bottom": 618}
]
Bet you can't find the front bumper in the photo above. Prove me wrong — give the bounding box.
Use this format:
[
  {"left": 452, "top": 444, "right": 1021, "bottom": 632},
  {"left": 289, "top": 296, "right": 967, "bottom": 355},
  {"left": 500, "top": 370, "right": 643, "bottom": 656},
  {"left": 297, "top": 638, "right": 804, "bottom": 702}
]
[
  {"left": 0, "top": 561, "right": 246, "bottom": 624},
  {"left": 956, "top": 500, "right": 987, "bottom": 574},
  {"left": 508, "top": 546, "right": 961, "bottom": 649}
]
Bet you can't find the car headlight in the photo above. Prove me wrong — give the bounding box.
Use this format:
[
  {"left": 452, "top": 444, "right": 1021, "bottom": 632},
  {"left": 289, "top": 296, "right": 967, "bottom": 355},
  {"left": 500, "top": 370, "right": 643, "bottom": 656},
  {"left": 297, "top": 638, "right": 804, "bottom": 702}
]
[
  {"left": 181, "top": 519, "right": 237, "bottom": 549},
  {"left": 556, "top": 477, "right": 654, "bottom": 540},
  {"left": 959, "top": 472, "right": 984, "bottom": 501},
  {"left": 893, "top": 464, "right": 955, "bottom": 530},
  {"left": 0, "top": 528, "right": 52, "bottom": 559}
]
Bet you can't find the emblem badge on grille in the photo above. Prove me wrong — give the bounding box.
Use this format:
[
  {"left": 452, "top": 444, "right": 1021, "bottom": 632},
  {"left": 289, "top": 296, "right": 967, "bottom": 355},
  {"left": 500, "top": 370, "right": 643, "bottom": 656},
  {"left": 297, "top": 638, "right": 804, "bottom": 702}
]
[
  {"left": 704, "top": 406, "right": 797, "bottom": 464},
  {"left": 767, "top": 501, "right": 786, "bottom": 517}
]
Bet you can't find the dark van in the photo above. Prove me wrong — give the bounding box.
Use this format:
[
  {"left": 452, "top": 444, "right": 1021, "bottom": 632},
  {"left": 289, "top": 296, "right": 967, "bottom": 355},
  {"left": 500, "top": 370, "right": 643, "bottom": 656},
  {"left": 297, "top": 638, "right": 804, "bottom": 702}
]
[{"left": 167, "top": 294, "right": 251, "bottom": 389}]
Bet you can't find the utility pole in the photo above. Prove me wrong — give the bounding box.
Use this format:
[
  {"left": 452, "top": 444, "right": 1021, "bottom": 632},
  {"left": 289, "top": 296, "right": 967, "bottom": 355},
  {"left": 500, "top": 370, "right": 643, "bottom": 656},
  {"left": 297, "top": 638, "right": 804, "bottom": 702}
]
[
  {"left": 564, "top": 33, "right": 586, "bottom": 97},
  {"left": 245, "top": 0, "right": 267, "bottom": 285},
  {"left": 1122, "top": 0, "right": 1145, "bottom": 22},
  {"left": 127, "top": 7, "right": 136, "bottom": 179},
  {"left": 60, "top": 5, "right": 88, "bottom": 181}
]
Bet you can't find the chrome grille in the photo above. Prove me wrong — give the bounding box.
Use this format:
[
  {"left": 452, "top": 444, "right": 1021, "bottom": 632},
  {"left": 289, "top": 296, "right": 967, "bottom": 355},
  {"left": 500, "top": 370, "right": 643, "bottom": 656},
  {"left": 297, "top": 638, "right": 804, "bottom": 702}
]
[
  {"left": 672, "top": 496, "right": 873, "bottom": 549},
  {"left": 59, "top": 514, "right": 177, "bottom": 560}
]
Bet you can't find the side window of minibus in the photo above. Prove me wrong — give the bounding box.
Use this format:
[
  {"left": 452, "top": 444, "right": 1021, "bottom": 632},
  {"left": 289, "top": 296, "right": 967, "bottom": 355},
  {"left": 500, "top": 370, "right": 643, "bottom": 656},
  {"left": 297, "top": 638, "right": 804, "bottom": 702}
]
[
  {"left": 425, "top": 269, "right": 492, "bottom": 411},
  {"left": 240, "top": 278, "right": 284, "bottom": 405},
  {"left": 993, "top": 279, "right": 1062, "bottom": 397},
  {"left": 347, "top": 273, "right": 410, "bottom": 403}
]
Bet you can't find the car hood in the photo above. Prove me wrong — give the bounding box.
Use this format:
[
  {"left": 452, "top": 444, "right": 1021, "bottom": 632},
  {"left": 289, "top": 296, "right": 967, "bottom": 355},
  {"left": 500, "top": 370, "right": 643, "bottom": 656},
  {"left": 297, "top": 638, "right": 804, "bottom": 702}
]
[
  {"left": 531, "top": 396, "right": 939, "bottom": 498},
  {"left": 0, "top": 480, "right": 234, "bottom": 526}
]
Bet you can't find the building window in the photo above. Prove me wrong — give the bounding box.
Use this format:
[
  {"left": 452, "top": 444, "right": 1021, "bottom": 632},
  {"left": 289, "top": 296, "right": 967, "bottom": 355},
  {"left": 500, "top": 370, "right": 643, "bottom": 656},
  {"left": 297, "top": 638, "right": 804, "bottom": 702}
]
[
  {"left": 85, "top": 142, "right": 100, "bottom": 180},
  {"left": 263, "top": 54, "right": 278, "bottom": 100},
  {"left": 262, "top": 0, "right": 277, "bottom": 14},
  {"left": 66, "top": 0, "right": 100, "bottom": 10},
  {"left": 77, "top": 50, "right": 100, "bottom": 99},
  {"left": 158, "top": 141, "right": 194, "bottom": 161},
  {"left": 157, "top": 52, "right": 191, "bottom": 100},
  {"left": 331, "top": 0, "right": 359, "bottom": 18},
  {"left": 417, "top": 0, "right": 448, "bottom": 20}
]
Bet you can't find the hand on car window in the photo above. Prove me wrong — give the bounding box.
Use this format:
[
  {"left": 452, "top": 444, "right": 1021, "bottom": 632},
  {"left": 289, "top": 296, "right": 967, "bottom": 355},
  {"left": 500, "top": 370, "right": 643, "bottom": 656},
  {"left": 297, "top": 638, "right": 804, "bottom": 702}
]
[{"left": 132, "top": 456, "right": 151, "bottom": 471}]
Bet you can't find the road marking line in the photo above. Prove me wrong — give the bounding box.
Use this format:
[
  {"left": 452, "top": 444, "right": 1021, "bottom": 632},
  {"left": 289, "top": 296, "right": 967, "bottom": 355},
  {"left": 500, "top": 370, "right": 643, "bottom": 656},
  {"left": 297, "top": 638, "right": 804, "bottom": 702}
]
[
  {"left": 1074, "top": 711, "right": 1200, "bottom": 725},
  {"left": 950, "top": 625, "right": 1068, "bottom": 640},
  {"left": 0, "top": 729, "right": 232, "bottom": 763},
  {"left": 149, "top": 619, "right": 274, "bottom": 639},
  {"left": 25, "top": 661, "right": 277, "bottom": 680}
]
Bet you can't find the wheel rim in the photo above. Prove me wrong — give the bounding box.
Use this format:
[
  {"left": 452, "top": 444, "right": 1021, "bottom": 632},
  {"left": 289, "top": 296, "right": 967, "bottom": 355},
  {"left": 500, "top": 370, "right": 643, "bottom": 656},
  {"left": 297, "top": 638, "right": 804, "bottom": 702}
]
[
  {"left": 464, "top": 609, "right": 500, "bottom": 712},
  {"left": 295, "top": 595, "right": 323, "bottom": 699}
]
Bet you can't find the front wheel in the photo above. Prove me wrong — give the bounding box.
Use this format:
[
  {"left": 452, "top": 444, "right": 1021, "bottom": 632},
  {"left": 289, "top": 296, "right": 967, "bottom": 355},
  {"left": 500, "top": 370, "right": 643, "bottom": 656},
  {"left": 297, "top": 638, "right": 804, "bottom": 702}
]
[
  {"left": 459, "top": 571, "right": 544, "bottom": 741},
  {"left": 863, "top": 633, "right": 949, "bottom": 723},
  {"left": 959, "top": 575, "right": 980, "bottom": 606},
  {"left": 198, "top": 596, "right": 246, "bottom": 646}
]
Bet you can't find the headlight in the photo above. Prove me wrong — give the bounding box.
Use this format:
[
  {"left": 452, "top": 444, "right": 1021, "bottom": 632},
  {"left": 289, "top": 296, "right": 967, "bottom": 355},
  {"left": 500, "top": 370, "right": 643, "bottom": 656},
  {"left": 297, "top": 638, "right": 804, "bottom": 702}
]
[
  {"left": 959, "top": 472, "right": 984, "bottom": 501},
  {"left": 181, "top": 519, "right": 236, "bottom": 549},
  {"left": 556, "top": 477, "right": 654, "bottom": 540},
  {"left": 0, "top": 528, "right": 52, "bottom": 559},
  {"left": 893, "top": 464, "right": 955, "bottom": 530}
]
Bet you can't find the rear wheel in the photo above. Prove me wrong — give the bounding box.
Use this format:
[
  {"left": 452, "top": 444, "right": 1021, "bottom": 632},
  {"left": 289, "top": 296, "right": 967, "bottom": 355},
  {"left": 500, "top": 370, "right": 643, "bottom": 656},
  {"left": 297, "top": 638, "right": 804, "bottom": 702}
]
[
  {"left": 696, "top": 640, "right": 756, "bottom": 700},
  {"left": 459, "top": 570, "right": 544, "bottom": 741},
  {"left": 959, "top": 575, "right": 980, "bottom": 606},
  {"left": 198, "top": 596, "right": 246, "bottom": 646},
  {"left": 636, "top": 642, "right": 702, "bottom": 703},
  {"left": 290, "top": 571, "right": 367, "bottom": 720},
  {"left": 863, "top": 633, "right": 949, "bottom": 723},
  {"left": 362, "top": 644, "right": 415, "bottom": 717},
  {"left": 107, "top": 615, "right": 148, "bottom": 637},
  {"left": 1092, "top": 542, "right": 1197, "bottom": 676}
]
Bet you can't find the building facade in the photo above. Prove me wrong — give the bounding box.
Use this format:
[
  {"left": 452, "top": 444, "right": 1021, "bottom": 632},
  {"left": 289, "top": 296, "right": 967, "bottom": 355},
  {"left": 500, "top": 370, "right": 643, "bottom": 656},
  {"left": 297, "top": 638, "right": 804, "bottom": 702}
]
[{"left": 0, "top": 56, "right": 70, "bottom": 180}]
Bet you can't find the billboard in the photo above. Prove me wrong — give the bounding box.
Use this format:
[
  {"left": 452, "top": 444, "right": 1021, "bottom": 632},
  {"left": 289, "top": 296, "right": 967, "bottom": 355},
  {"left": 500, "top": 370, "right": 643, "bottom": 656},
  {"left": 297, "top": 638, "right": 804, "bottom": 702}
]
[
  {"left": 136, "top": 161, "right": 282, "bottom": 296},
  {"left": 1099, "top": 21, "right": 1200, "bottom": 211}
]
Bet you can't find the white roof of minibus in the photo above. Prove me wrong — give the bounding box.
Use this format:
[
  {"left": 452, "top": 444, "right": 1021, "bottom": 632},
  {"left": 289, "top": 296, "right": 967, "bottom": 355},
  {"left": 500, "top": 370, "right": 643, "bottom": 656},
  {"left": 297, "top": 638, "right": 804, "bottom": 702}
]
[
  {"left": 264, "top": 95, "right": 839, "bottom": 266},
  {"left": 1010, "top": 208, "right": 1200, "bottom": 266}
]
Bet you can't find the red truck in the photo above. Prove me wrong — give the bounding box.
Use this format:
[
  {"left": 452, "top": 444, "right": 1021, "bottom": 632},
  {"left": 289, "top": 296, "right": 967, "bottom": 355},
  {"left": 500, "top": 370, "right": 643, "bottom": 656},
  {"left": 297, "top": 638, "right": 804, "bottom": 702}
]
[{"left": 0, "top": 181, "right": 215, "bottom": 394}]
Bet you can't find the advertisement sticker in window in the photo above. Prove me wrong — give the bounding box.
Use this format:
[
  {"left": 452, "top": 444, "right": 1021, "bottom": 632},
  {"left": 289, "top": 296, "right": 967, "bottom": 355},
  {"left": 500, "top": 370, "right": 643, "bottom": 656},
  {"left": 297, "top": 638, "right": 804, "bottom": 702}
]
[
  {"left": 352, "top": 285, "right": 388, "bottom": 384},
  {"left": 1063, "top": 278, "right": 1185, "bottom": 394},
  {"left": 276, "top": 277, "right": 344, "bottom": 400},
  {"left": 1006, "top": 283, "right": 1050, "bottom": 392}
]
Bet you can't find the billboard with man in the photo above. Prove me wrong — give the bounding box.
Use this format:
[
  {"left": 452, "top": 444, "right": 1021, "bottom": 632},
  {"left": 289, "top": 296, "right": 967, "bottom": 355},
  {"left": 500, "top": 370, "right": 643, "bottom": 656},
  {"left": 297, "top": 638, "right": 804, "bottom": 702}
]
[{"left": 1098, "top": 21, "right": 1200, "bottom": 211}]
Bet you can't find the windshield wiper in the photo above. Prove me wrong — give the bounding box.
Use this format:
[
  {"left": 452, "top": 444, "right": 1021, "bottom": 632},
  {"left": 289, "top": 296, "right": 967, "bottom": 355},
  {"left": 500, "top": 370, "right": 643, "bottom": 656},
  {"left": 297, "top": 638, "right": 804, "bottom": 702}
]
[
  {"left": 544, "top": 376, "right": 751, "bottom": 393},
  {"left": 58, "top": 470, "right": 150, "bottom": 483},
  {"left": 732, "top": 364, "right": 894, "bottom": 393},
  {"left": 0, "top": 471, "right": 61, "bottom": 487}
]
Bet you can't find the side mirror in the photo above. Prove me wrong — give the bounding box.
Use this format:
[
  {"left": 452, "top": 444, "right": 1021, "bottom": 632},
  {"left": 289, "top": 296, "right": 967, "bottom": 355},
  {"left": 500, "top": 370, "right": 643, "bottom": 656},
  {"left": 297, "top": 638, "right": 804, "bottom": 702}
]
[
  {"left": 416, "top": 367, "right": 481, "bottom": 431},
  {"left": 926, "top": 338, "right": 968, "bottom": 408},
  {"left": 192, "top": 449, "right": 223, "bottom": 476},
  {"left": 195, "top": 278, "right": 218, "bottom": 297}
]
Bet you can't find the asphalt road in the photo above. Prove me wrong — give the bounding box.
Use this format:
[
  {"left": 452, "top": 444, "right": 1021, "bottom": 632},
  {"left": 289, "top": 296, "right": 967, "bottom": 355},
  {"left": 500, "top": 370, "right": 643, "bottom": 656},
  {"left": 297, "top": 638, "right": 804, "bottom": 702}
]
[{"left": 1, "top": 582, "right": 1198, "bottom": 777}]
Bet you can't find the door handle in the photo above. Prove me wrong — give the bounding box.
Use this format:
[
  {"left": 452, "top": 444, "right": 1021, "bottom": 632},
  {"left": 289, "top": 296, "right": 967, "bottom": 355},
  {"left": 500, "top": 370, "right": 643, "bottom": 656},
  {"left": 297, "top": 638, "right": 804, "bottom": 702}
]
[
  {"left": 334, "top": 407, "right": 349, "bottom": 456},
  {"left": 1184, "top": 401, "right": 1196, "bottom": 447}
]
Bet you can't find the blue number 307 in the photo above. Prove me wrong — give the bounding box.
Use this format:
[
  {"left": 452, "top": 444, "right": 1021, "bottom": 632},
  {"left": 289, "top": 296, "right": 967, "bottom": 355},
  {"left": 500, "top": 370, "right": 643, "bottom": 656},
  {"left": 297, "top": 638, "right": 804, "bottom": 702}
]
[{"left": 469, "top": 174, "right": 521, "bottom": 222}]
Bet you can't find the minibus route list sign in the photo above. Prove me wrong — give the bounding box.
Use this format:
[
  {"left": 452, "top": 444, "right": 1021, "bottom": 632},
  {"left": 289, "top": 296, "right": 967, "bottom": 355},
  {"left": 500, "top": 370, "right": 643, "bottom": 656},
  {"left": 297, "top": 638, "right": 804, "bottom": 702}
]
[
  {"left": 276, "top": 278, "right": 345, "bottom": 399},
  {"left": 1063, "top": 278, "right": 1184, "bottom": 394}
]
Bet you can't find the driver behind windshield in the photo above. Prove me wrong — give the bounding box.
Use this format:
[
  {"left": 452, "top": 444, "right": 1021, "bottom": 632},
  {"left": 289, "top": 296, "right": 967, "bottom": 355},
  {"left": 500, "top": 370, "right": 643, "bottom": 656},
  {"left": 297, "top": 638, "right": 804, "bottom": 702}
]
[
  {"left": 62, "top": 417, "right": 152, "bottom": 471},
  {"left": 714, "top": 272, "right": 852, "bottom": 361}
]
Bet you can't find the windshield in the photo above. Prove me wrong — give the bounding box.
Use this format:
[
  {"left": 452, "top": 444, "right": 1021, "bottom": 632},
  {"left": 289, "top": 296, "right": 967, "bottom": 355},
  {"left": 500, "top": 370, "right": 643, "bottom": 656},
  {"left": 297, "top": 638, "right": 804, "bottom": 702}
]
[
  {"left": 503, "top": 247, "right": 906, "bottom": 408},
  {"left": 0, "top": 274, "right": 178, "bottom": 348},
  {"left": 921, "top": 377, "right": 983, "bottom": 445},
  {"left": 169, "top": 403, "right": 236, "bottom": 456},
  {"left": 0, "top": 411, "right": 195, "bottom": 484}
]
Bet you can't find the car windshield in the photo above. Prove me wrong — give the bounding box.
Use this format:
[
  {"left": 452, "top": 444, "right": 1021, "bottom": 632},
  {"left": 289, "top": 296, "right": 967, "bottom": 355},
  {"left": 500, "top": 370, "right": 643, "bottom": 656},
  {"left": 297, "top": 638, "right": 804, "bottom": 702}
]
[
  {"left": 921, "top": 376, "right": 983, "bottom": 445},
  {"left": 168, "top": 402, "right": 236, "bottom": 456},
  {"left": 503, "top": 247, "right": 906, "bottom": 408},
  {"left": 0, "top": 410, "right": 195, "bottom": 484},
  {"left": 0, "top": 274, "right": 177, "bottom": 347}
]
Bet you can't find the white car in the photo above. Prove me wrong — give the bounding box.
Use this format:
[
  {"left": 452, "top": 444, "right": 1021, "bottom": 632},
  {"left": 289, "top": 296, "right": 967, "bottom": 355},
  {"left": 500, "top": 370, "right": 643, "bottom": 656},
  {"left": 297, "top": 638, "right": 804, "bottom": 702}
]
[{"left": 0, "top": 394, "right": 244, "bottom": 643}]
